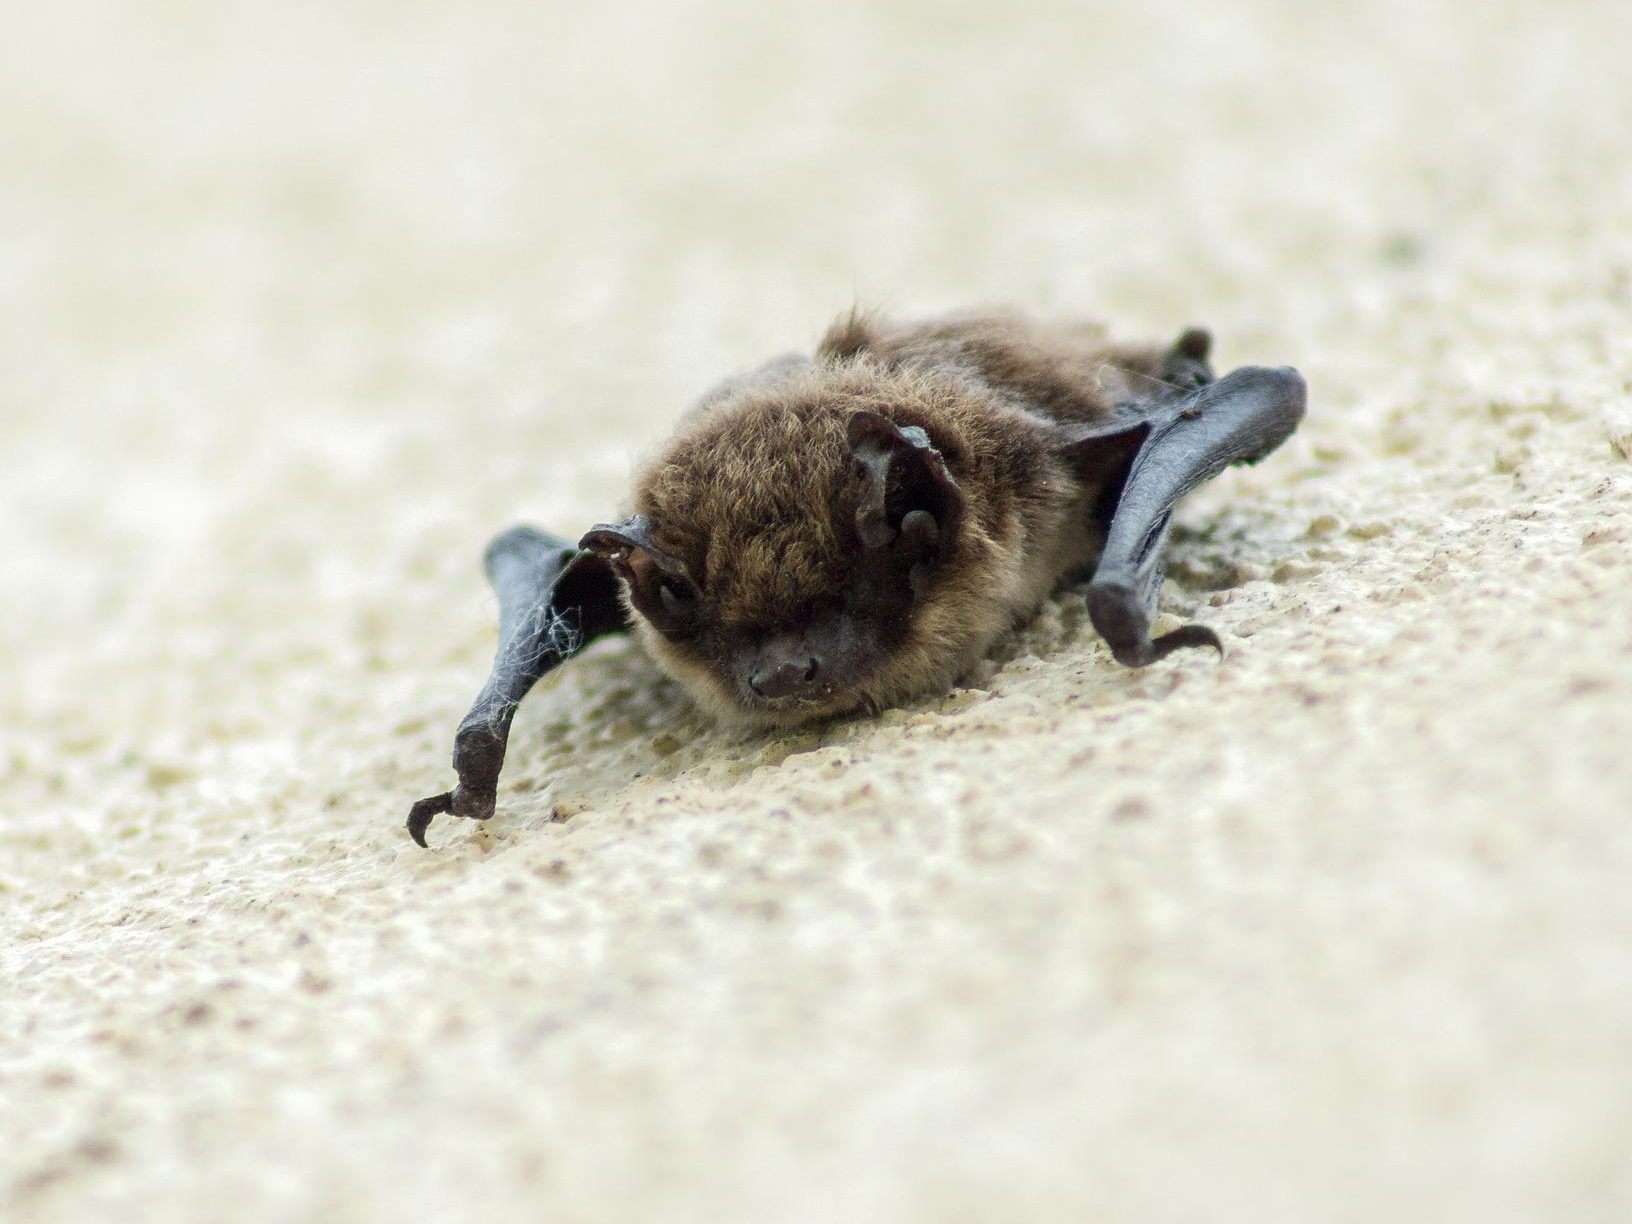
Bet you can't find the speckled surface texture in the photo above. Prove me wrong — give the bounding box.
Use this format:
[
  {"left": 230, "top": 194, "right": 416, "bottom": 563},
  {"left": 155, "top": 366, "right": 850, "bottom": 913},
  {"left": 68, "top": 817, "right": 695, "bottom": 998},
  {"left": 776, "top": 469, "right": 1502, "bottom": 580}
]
[{"left": 4, "top": 2, "right": 1632, "bottom": 1220}]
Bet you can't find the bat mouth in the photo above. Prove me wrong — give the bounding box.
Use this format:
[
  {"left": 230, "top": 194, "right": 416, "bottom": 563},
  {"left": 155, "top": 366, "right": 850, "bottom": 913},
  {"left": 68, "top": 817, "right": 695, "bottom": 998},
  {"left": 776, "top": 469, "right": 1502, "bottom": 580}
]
[{"left": 733, "top": 683, "right": 864, "bottom": 727}]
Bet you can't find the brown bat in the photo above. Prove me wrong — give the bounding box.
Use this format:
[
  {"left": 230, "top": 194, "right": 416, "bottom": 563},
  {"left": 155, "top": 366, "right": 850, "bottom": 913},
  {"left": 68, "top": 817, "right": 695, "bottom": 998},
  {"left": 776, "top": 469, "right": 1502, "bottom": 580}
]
[{"left": 407, "top": 310, "right": 1306, "bottom": 846}]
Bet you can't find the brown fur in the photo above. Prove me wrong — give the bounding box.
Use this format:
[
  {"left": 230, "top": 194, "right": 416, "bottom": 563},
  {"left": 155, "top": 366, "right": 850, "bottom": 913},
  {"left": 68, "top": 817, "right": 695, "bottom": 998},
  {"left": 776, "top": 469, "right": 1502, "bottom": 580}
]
[{"left": 624, "top": 310, "right": 1180, "bottom": 727}]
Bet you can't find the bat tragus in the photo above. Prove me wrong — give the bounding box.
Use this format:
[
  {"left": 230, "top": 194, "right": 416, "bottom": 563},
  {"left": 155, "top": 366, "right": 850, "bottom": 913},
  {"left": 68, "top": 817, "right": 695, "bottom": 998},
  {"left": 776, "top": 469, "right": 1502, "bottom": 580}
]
[{"left": 408, "top": 310, "right": 1306, "bottom": 846}]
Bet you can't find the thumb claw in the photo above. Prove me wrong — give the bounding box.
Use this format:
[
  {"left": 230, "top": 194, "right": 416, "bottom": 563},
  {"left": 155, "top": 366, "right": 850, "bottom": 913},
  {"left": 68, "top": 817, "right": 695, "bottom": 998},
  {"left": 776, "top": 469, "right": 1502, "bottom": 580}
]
[
  {"left": 406, "top": 792, "right": 454, "bottom": 848},
  {"left": 1148, "top": 623, "right": 1224, "bottom": 663}
]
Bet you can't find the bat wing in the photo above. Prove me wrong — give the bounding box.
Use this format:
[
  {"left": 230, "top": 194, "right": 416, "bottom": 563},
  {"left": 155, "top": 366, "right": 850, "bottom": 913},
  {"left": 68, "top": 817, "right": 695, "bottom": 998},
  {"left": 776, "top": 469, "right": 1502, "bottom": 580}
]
[
  {"left": 1053, "top": 362, "right": 1307, "bottom": 667},
  {"left": 407, "top": 526, "right": 626, "bottom": 847}
]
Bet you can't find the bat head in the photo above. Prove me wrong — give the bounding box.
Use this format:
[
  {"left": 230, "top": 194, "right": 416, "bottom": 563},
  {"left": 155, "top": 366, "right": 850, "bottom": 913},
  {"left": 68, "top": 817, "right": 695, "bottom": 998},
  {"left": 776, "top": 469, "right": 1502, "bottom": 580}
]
[{"left": 581, "top": 364, "right": 1035, "bottom": 727}]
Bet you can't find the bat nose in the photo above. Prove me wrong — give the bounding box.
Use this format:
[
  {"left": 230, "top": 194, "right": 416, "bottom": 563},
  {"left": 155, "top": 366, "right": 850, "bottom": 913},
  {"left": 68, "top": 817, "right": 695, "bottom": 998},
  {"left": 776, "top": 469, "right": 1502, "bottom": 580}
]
[{"left": 749, "top": 652, "right": 822, "bottom": 699}]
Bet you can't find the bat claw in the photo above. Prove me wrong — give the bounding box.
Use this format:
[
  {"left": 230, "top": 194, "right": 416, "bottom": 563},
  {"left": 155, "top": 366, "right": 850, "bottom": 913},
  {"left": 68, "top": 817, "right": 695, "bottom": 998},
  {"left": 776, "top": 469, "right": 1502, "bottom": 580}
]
[
  {"left": 406, "top": 791, "right": 454, "bottom": 848},
  {"left": 1149, "top": 622, "right": 1223, "bottom": 662}
]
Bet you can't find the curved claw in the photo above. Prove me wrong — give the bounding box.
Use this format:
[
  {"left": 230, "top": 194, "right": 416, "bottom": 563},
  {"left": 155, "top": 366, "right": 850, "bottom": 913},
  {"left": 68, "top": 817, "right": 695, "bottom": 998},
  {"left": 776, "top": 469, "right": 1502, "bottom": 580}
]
[
  {"left": 406, "top": 792, "right": 453, "bottom": 848},
  {"left": 1149, "top": 622, "right": 1223, "bottom": 663}
]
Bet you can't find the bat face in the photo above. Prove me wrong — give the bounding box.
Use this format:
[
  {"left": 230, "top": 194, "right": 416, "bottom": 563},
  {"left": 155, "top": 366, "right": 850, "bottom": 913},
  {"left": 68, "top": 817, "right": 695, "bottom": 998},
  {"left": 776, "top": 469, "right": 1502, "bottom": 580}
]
[{"left": 582, "top": 364, "right": 1019, "bottom": 727}]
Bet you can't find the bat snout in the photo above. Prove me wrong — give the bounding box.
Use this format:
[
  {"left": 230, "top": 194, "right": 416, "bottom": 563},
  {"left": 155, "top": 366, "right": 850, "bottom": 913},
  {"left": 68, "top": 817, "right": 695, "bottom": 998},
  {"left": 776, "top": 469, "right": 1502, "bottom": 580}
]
[
  {"left": 748, "top": 647, "right": 823, "bottom": 700},
  {"left": 730, "top": 607, "right": 885, "bottom": 721}
]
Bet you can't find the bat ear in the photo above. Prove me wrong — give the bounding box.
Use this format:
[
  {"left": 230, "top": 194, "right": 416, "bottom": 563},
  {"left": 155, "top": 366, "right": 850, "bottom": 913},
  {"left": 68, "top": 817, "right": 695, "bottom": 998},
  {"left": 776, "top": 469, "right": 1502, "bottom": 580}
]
[
  {"left": 1172, "top": 327, "right": 1211, "bottom": 362},
  {"left": 1161, "top": 326, "right": 1215, "bottom": 391},
  {"left": 579, "top": 516, "right": 702, "bottom": 636},
  {"left": 1042, "top": 328, "right": 1216, "bottom": 480},
  {"left": 1043, "top": 416, "right": 1153, "bottom": 484},
  {"left": 581, "top": 516, "right": 673, "bottom": 569},
  {"left": 847, "top": 411, "right": 965, "bottom": 568}
]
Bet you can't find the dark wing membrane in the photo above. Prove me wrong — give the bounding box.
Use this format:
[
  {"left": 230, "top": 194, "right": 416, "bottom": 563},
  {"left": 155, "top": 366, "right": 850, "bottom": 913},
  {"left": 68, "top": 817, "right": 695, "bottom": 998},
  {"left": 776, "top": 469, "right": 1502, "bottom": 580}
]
[
  {"left": 1055, "top": 365, "right": 1307, "bottom": 666},
  {"left": 407, "top": 526, "right": 626, "bottom": 847}
]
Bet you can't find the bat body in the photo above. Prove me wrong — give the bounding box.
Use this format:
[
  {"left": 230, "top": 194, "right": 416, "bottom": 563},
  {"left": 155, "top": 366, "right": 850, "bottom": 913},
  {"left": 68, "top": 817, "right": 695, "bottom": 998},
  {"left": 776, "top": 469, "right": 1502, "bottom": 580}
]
[{"left": 408, "top": 310, "right": 1306, "bottom": 846}]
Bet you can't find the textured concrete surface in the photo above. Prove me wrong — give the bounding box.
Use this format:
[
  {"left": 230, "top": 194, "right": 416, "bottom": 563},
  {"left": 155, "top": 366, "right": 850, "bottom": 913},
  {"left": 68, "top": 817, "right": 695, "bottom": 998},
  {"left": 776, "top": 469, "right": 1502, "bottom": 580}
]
[{"left": 4, "top": 2, "right": 1631, "bottom": 1221}]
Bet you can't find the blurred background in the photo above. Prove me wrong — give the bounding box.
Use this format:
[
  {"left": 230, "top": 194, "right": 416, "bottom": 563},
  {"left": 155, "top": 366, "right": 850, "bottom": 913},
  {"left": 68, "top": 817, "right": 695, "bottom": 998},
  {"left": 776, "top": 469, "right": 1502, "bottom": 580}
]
[
  {"left": 4, "top": 1, "right": 1631, "bottom": 1221},
  {"left": 5, "top": 0, "right": 1628, "bottom": 703}
]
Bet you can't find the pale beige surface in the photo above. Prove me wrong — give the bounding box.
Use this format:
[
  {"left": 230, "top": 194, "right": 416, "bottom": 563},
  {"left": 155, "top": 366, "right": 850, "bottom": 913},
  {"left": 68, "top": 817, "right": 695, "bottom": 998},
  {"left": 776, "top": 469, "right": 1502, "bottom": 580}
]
[{"left": 4, "top": 2, "right": 1632, "bottom": 1221}]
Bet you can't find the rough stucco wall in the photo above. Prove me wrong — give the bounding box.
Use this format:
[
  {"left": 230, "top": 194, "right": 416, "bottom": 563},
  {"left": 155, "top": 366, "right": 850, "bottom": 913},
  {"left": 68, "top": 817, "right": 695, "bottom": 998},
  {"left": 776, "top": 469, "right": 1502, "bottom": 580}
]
[{"left": 3, "top": 1, "right": 1631, "bottom": 1220}]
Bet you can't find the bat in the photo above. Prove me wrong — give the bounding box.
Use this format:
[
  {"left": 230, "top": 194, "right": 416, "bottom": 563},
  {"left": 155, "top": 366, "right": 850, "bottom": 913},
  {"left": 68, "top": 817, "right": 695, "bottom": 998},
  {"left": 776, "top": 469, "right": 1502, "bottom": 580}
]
[{"left": 407, "top": 310, "right": 1306, "bottom": 846}]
